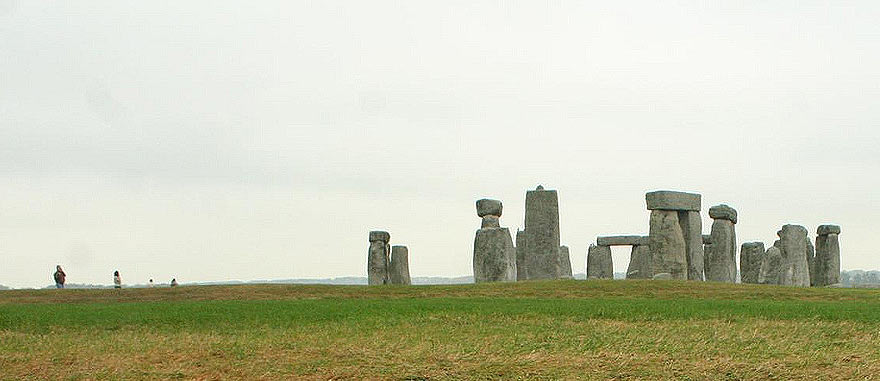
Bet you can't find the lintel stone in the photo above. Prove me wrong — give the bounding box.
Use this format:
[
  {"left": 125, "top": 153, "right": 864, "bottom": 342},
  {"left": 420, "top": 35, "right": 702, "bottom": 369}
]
[
  {"left": 708, "top": 204, "right": 737, "bottom": 224},
  {"left": 817, "top": 224, "right": 841, "bottom": 236},
  {"left": 369, "top": 231, "right": 390, "bottom": 242},
  {"left": 646, "top": 190, "right": 701, "bottom": 211},
  {"left": 597, "top": 235, "right": 650, "bottom": 246}
]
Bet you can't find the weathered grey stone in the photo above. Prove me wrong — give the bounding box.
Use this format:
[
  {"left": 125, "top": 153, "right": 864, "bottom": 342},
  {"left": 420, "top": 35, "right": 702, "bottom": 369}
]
[
  {"left": 597, "top": 235, "right": 650, "bottom": 246},
  {"left": 559, "top": 246, "right": 573, "bottom": 278},
  {"left": 775, "top": 225, "right": 811, "bottom": 287},
  {"left": 626, "top": 245, "right": 652, "bottom": 279},
  {"left": 649, "top": 210, "right": 688, "bottom": 280},
  {"left": 708, "top": 204, "right": 737, "bottom": 224},
  {"left": 702, "top": 234, "right": 712, "bottom": 244},
  {"left": 705, "top": 206, "right": 737, "bottom": 283},
  {"left": 389, "top": 245, "right": 411, "bottom": 285},
  {"left": 681, "top": 210, "right": 705, "bottom": 281},
  {"left": 481, "top": 215, "right": 500, "bottom": 228},
  {"left": 814, "top": 229, "right": 841, "bottom": 287},
  {"left": 807, "top": 237, "right": 817, "bottom": 286},
  {"left": 758, "top": 246, "right": 783, "bottom": 285},
  {"left": 817, "top": 225, "right": 841, "bottom": 236},
  {"left": 523, "top": 186, "right": 561, "bottom": 279},
  {"left": 476, "top": 199, "right": 503, "bottom": 218},
  {"left": 586, "top": 244, "right": 613, "bottom": 279},
  {"left": 473, "top": 227, "right": 516, "bottom": 283},
  {"left": 515, "top": 229, "right": 528, "bottom": 281},
  {"left": 740, "top": 242, "right": 764, "bottom": 284},
  {"left": 367, "top": 231, "right": 391, "bottom": 285},
  {"left": 646, "top": 191, "right": 701, "bottom": 211}
]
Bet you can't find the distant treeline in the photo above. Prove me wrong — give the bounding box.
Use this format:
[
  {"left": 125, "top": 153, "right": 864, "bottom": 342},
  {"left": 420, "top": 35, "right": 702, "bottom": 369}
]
[{"left": 840, "top": 270, "right": 880, "bottom": 286}]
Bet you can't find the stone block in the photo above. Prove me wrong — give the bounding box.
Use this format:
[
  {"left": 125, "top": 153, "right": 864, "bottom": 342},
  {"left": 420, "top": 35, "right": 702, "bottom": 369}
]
[
  {"left": 369, "top": 231, "right": 390, "bottom": 243},
  {"left": 646, "top": 191, "right": 701, "bottom": 211},
  {"left": 597, "top": 235, "right": 650, "bottom": 246},
  {"left": 389, "top": 246, "right": 411, "bottom": 285},
  {"left": 708, "top": 204, "right": 737, "bottom": 224},
  {"left": 476, "top": 199, "right": 503, "bottom": 217},
  {"left": 817, "top": 225, "right": 841, "bottom": 236},
  {"left": 473, "top": 227, "right": 517, "bottom": 283},
  {"left": 586, "top": 244, "right": 613, "bottom": 279}
]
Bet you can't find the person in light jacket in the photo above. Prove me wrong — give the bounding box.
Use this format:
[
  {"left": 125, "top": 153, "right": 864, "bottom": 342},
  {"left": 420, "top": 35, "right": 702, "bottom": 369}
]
[{"left": 113, "top": 270, "right": 122, "bottom": 289}]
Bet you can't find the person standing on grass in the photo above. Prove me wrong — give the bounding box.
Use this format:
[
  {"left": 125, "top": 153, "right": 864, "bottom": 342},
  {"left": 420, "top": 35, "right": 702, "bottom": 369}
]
[
  {"left": 113, "top": 270, "right": 122, "bottom": 289},
  {"left": 53, "top": 265, "right": 66, "bottom": 289},
  {"left": 148, "top": 279, "right": 154, "bottom": 288},
  {"left": 170, "top": 278, "right": 178, "bottom": 287}
]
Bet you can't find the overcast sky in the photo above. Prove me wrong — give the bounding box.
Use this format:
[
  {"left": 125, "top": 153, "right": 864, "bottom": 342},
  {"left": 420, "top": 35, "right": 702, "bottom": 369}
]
[{"left": 2, "top": 1, "right": 879, "bottom": 288}]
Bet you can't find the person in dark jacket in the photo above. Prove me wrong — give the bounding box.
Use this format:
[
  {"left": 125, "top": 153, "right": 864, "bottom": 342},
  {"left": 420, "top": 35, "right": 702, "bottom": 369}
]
[{"left": 53, "top": 265, "right": 66, "bottom": 289}]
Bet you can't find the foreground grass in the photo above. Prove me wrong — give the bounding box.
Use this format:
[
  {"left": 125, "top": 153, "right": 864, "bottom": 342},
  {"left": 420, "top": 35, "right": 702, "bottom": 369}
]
[{"left": 1, "top": 280, "right": 879, "bottom": 380}]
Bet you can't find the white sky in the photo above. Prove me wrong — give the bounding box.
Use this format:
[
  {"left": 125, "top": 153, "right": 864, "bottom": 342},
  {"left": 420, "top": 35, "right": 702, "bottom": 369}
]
[{"left": 1, "top": 0, "right": 879, "bottom": 288}]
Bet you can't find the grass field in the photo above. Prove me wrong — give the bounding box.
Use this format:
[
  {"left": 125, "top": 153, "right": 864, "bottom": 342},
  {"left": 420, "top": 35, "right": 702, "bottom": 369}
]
[{"left": 1, "top": 280, "right": 879, "bottom": 380}]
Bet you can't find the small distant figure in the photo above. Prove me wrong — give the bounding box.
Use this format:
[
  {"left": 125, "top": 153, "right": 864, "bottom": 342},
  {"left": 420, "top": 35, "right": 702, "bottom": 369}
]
[
  {"left": 148, "top": 279, "right": 154, "bottom": 288},
  {"left": 170, "top": 278, "right": 178, "bottom": 287},
  {"left": 53, "top": 265, "right": 66, "bottom": 289},
  {"left": 113, "top": 270, "right": 122, "bottom": 289}
]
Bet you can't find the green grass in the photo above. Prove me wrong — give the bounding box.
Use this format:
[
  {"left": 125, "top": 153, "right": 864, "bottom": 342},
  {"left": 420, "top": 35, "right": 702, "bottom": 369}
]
[{"left": 1, "top": 280, "right": 879, "bottom": 380}]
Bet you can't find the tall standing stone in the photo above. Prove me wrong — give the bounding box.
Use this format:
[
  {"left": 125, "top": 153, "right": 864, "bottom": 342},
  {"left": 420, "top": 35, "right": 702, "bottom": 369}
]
[
  {"left": 559, "top": 246, "right": 573, "bottom": 278},
  {"left": 523, "top": 185, "right": 561, "bottom": 280},
  {"left": 473, "top": 199, "right": 517, "bottom": 283},
  {"left": 515, "top": 229, "right": 528, "bottom": 281},
  {"left": 758, "top": 246, "right": 783, "bottom": 285},
  {"left": 586, "top": 244, "right": 613, "bottom": 279},
  {"left": 367, "top": 231, "right": 391, "bottom": 285},
  {"left": 740, "top": 242, "right": 764, "bottom": 284},
  {"left": 775, "top": 224, "right": 811, "bottom": 287},
  {"left": 389, "top": 245, "right": 411, "bottom": 285},
  {"left": 646, "top": 191, "right": 702, "bottom": 280},
  {"left": 626, "top": 244, "right": 652, "bottom": 279},
  {"left": 813, "top": 225, "right": 841, "bottom": 287},
  {"left": 705, "top": 205, "right": 737, "bottom": 283}
]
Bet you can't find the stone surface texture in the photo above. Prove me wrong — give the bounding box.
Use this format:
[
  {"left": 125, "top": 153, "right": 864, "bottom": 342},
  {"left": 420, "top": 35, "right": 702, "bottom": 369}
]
[
  {"left": 648, "top": 210, "right": 688, "bottom": 280},
  {"left": 559, "top": 246, "right": 573, "bottom": 278},
  {"left": 813, "top": 226, "right": 841, "bottom": 287},
  {"left": 708, "top": 204, "right": 738, "bottom": 224},
  {"left": 473, "top": 227, "right": 517, "bottom": 282},
  {"left": 646, "top": 191, "right": 701, "bottom": 211},
  {"left": 739, "top": 242, "right": 765, "bottom": 284},
  {"left": 523, "top": 186, "right": 561, "bottom": 279},
  {"left": 587, "top": 244, "right": 613, "bottom": 279},
  {"left": 775, "top": 224, "right": 811, "bottom": 287},
  {"left": 704, "top": 205, "right": 737, "bottom": 283},
  {"left": 682, "top": 211, "right": 705, "bottom": 281},
  {"left": 481, "top": 215, "right": 500, "bottom": 228},
  {"left": 758, "top": 246, "right": 783, "bottom": 285},
  {"left": 597, "top": 235, "right": 650, "bottom": 246},
  {"left": 367, "top": 231, "right": 391, "bottom": 285},
  {"left": 515, "top": 229, "right": 527, "bottom": 281},
  {"left": 817, "top": 225, "right": 841, "bottom": 236},
  {"left": 389, "top": 245, "right": 411, "bottom": 285},
  {"left": 476, "top": 199, "right": 503, "bottom": 218},
  {"left": 626, "top": 244, "right": 652, "bottom": 279}
]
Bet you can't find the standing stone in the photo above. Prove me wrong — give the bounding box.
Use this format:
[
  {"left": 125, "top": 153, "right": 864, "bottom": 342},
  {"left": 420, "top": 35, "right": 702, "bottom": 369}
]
[
  {"left": 806, "top": 237, "right": 817, "bottom": 286},
  {"left": 704, "top": 205, "right": 737, "bottom": 283},
  {"left": 559, "top": 246, "right": 573, "bottom": 278},
  {"left": 389, "top": 245, "right": 411, "bottom": 285},
  {"left": 586, "top": 244, "right": 613, "bottom": 279},
  {"left": 367, "top": 231, "right": 391, "bottom": 285},
  {"left": 740, "top": 242, "right": 765, "bottom": 284},
  {"left": 813, "top": 225, "right": 841, "bottom": 287},
  {"left": 648, "top": 210, "right": 688, "bottom": 280},
  {"left": 626, "top": 244, "right": 652, "bottom": 279},
  {"left": 758, "top": 246, "right": 783, "bottom": 285},
  {"left": 646, "top": 191, "right": 701, "bottom": 281},
  {"left": 515, "top": 229, "right": 528, "bottom": 281},
  {"left": 473, "top": 199, "right": 517, "bottom": 283},
  {"left": 775, "top": 224, "right": 811, "bottom": 287},
  {"left": 523, "top": 185, "right": 561, "bottom": 279}
]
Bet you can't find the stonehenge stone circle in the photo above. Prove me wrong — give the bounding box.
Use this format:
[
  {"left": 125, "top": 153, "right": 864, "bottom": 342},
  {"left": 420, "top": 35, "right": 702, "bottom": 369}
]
[
  {"left": 705, "top": 205, "right": 737, "bottom": 283},
  {"left": 626, "top": 244, "right": 652, "bottom": 279},
  {"left": 646, "top": 191, "right": 703, "bottom": 281},
  {"left": 367, "top": 231, "right": 391, "bottom": 285},
  {"left": 773, "top": 224, "right": 811, "bottom": 287},
  {"left": 473, "top": 199, "right": 516, "bottom": 283},
  {"left": 739, "top": 242, "right": 765, "bottom": 284},
  {"left": 813, "top": 225, "right": 841, "bottom": 286},
  {"left": 523, "top": 185, "right": 562, "bottom": 279},
  {"left": 559, "top": 246, "right": 573, "bottom": 279},
  {"left": 389, "top": 245, "right": 411, "bottom": 285},
  {"left": 586, "top": 244, "right": 613, "bottom": 279},
  {"left": 515, "top": 229, "right": 528, "bottom": 281}
]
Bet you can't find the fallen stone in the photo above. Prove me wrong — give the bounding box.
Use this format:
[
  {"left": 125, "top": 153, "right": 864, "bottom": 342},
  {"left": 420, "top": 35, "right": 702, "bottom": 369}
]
[
  {"left": 473, "top": 227, "right": 517, "bottom": 282},
  {"left": 559, "top": 246, "right": 573, "bottom": 278},
  {"left": 597, "top": 235, "right": 650, "bottom": 246},
  {"left": 476, "top": 199, "right": 503, "bottom": 217},
  {"left": 524, "top": 186, "right": 561, "bottom": 279},
  {"left": 646, "top": 190, "right": 701, "bottom": 211},
  {"left": 586, "top": 244, "right": 613, "bottom": 279},
  {"left": 817, "top": 224, "right": 841, "bottom": 236},
  {"left": 367, "top": 231, "right": 391, "bottom": 285},
  {"left": 739, "top": 242, "right": 764, "bottom": 284},
  {"left": 515, "top": 229, "right": 528, "bottom": 281},
  {"left": 708, "top": 204, "right": 738, "bottom": 224},
  {"left": 389, "top": 245, "right": 411, "bottom": 285},
  {"left": 649, "top": 210, "right": 688, "bottom": 280},
  {"left": 626, "top": 244, "right": 652, "bottom": 279}
]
